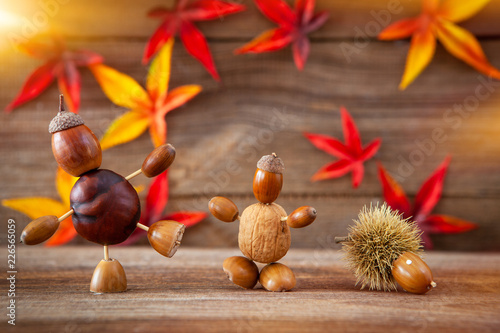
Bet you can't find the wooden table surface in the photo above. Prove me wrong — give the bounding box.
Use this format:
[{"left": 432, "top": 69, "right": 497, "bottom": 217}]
[{"left": 2, "top": 247, "right": 499, "bottom": 332}]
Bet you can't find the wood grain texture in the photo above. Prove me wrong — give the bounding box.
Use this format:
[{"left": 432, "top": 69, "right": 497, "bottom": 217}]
[
  {"left": 1, "top": 247, "right": 499, "bottom": 333},
  {"left": 1, "top": 1, "right": 500, "bottom": 251},
  {"left": 2, "top": 0, "right": 500, "bottom": 39}
]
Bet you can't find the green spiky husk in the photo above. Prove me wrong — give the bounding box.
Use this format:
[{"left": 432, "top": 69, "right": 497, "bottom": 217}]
[{"left": 341, "top": 203, "right": 422, "bottom": 291}]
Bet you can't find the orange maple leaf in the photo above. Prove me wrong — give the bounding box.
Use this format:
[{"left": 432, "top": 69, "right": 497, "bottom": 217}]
[
  {"left": 90, "top": 38, "right": 201, "bottom": 149},
  {"left": 379, "top": 0, "right": 500, "bottom": 89},
  {"left": 2, "top": 168, "right": 78, "bottom": 246}
]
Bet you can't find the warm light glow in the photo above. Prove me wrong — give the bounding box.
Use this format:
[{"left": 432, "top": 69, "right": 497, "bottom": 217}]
[
  {"left": 0, "top": 9, "right": 23, "bottom": 51},
  {"left": 0, "top": 9, "right": 21, "bottom": 29}
]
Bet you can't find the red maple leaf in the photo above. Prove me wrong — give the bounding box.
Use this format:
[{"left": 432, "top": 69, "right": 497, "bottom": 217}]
[
  {"left": 144, "top": 0, "right": 246, "bottom": 81},
  {"left": 304, "top": 107, "right": 381, "bottom": 188},
  {"left": 120, "top": 171, "right": 207, "bottom": 245},
  {"left": 6, "top": 33, "right": 103, "bottom": 113},
  {"left": 235, "top": 0, "right": 329, "bottom": 70},
  {"left": 378, "top": 156, "right": 478, "bottom": 249}
]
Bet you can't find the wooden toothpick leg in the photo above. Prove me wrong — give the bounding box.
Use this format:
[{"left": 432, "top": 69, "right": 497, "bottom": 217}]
[
  {"left": 125, "top": 169, "right": 143, "bottom": 181},
  {"left": 104, "top": 245, "right": 109, "bottom": 261},
  {"left": 58, "top": 209, "right": 74, "bottom": 222},
  {"left": 136, "top": 223, "right": 149, "bottom": 232}
]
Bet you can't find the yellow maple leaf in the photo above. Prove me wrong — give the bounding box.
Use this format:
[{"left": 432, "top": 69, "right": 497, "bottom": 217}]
[
  {"left": 91, "top": 38, "right": 202, "bottom": 149},
  {"left": 2, "top": 168, "right": 78, "bottom": 246}
]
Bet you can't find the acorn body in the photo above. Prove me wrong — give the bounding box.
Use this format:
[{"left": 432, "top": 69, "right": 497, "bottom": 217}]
[
  {"left": 20, "top": 215, "right": 59, "bottom": 245},
  {"left": 209, "top": 196, "right": 239, "bottom": 222},
  {"left": 70, "top": 169, "right": 140, "bottom": 245},
  {"left": 253, "top": 168, "right": 283, "bottom": 204},
  {"left": 52, "top": 124, "right": 102, "bottom": 177},
  {"left": 287, "top": 206, "right": 317, "bottom": 228},
  {"left": 238, "top": 202, "right": 290, "bottom": 263},
  {"left": 392, "top": 252, "right": 436, "bottom": 294},
  {"left": 142, "top": 144, "right": 176, "bottom": 178},
  {"left": 252, "top": 154, "right": 284, "bottom": 204}
]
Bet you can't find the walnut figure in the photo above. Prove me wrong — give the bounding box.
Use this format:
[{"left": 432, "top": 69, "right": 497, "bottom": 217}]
[
  {"left": 209, "top": 153, "right": 317, "bottom": 291},
  {"left": 20, "top": 95, "right": 183, "bottom": 293}
]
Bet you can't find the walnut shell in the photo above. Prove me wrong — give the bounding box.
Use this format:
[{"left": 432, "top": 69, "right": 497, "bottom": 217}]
[{"left": 238, "top": 203, "right": 291, "bottom": 264}]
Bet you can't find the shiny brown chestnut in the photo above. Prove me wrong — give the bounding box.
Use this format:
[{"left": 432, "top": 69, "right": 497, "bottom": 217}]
[{"left": 70, "top": 169, "right": 140, "bottom": 245}]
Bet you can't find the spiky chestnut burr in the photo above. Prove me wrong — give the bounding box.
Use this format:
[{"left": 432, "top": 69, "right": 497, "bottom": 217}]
[{"left": 335, "top": 203, "right": 436, "bottom": 294}]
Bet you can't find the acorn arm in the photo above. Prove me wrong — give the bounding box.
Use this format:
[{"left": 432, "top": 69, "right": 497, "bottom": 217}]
[
  {"left": 286, "top": 206, "right": 317, "bottom": 228},
  {"left": 126, "top": 144, "right": 176, "bottom": 181},
  {"left": 20, "top": 216, "right": 60, "bottom": 245},
  {"left": 208, "top": 197, "right": 240, "bottom": 223}
]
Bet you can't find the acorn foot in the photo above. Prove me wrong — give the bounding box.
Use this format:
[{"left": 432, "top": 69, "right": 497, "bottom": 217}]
[
  {"left": 259, "top": 262, "right": 296, "bottom": 292},
  {"left": 90, "top": 259, "right": 127, "bottom": 293}
]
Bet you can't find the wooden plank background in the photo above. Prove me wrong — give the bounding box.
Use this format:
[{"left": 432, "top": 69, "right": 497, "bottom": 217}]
[{"left": 1, "top": 0, "right": 500, "bottom": 251}]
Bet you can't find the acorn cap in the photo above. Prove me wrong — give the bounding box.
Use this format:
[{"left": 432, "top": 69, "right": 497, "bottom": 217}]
[
  {"left": 48, "top": 95, "right": 84, "bottom": 133},
  {"left": 257, "top": 153, "right": 285, "bottom": 174}
]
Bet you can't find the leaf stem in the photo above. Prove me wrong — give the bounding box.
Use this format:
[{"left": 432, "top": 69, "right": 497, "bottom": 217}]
[{"left": 335, "top": 236, "right": 350, "bottom": 243}]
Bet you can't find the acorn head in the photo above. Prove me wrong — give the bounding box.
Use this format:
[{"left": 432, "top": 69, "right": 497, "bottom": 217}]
[
  {"left": 253, "top": 153, "right": 284, "bottom": 204},
  {"left": 48, "top": 100, "right": 84, "bottom": 134},
  {"left": 50, "top": 95, "right": 102, "bottom": 177},
  {"left": 339, "top": 203, "right": 423, "bottom": 291}
]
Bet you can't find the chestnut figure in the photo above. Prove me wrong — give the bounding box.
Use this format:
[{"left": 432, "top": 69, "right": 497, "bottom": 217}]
[
  {"left": 210, "top": 153, "right": 317, "bottom": 292},
  {"left": 50, "top": 96, "right": 102, "bottom": 177},
  {"left": 19, "top": 95, "right": 183, "bottom": 294},
  {"left": 70, "top": 169, "right": 140, "bottom": 245}
]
